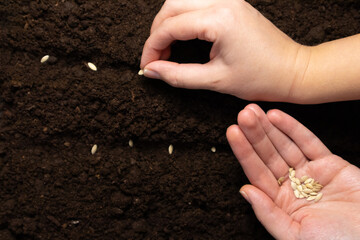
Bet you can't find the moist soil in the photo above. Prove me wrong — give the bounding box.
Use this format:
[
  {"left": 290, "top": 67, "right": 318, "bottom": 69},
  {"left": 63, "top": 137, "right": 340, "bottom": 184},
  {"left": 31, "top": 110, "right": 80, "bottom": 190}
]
[{"left": 1, "top": 0, "right": 360, "bottom": 239}]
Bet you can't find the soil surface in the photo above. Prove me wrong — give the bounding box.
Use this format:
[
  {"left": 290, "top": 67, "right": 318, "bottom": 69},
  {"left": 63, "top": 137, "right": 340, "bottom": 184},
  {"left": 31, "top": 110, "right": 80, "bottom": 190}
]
[{"left": 1, "top": 0, "right": 360, "bottom": 239}]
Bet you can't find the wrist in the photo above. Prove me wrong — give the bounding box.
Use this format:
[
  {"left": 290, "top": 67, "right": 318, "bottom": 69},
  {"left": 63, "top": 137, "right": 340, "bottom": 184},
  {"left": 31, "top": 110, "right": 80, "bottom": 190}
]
[{"left": 285, "top": 44, "right": 313, "bottom": 104}]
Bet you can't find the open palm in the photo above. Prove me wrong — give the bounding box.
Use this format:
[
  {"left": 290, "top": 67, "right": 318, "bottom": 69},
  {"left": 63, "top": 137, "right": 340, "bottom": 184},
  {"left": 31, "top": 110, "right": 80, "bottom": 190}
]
[{"left": 226, "top": 104, "right": 360, "bottom": 240}]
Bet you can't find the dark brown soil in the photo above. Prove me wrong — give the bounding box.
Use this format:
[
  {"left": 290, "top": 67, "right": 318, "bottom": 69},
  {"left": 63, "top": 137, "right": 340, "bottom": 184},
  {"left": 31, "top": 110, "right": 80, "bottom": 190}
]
[{"left": 1, "top": 0, "right": 360, "bottom": 239}]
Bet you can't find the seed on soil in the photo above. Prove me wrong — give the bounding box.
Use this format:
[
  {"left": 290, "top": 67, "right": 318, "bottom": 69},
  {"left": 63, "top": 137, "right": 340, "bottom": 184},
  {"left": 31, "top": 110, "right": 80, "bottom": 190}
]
[
  {"left": 168, "top": 144, "right": 173, "bottom": 155},
  {"left": 41, "top": 55, "right": 49, "bottom": 63},
  {"left": 88, "top": 62, "right": 97, "bottom": 71},
  {"left": 91, "top": 144, "right": 97, "bottom": 155},
  {"left": 278, "top": 176, "right": 285, "bottom": 186},
  {"left": 129, "top": 140, "right": 134, "bottom": 147},
  {"left": 138, "top": 69, "right": 144, "bottom": 75},
  {"left": 211, "top": 147, "right": 216, "bottom": 153},
  {"left": 288, "top": 167, "right": 323, "bottom": 202}
]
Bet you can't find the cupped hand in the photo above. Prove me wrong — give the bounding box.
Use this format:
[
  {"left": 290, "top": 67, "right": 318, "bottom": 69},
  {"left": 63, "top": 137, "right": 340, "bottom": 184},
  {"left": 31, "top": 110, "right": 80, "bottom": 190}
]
[
  {"left": 226, "top": 104, "right": 360, "bottom": 240},
  {"left": 140, "top": 0, "right": 310, "bottom": 102}
]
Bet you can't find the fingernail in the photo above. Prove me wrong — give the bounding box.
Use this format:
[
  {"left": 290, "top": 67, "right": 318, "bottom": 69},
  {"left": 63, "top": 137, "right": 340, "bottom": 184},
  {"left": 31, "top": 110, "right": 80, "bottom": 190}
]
[
  {"left": 240, "top": 190, "right": 251, "bottom": 204},
  {"left": 144, "top": 68, "right": 160, "bottom": 79}
]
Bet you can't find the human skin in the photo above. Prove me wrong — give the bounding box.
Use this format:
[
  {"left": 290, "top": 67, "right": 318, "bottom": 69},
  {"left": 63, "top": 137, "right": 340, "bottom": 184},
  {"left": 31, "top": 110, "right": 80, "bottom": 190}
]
[
  {"left": 140, "top": 0, "right": 360, "bottom": 104},
  {"left": 226, "top": 104, "right": 360, "bottom": 240}
]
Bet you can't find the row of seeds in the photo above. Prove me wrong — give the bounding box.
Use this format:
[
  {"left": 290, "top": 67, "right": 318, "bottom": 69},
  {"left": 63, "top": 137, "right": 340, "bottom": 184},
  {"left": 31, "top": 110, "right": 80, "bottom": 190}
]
[{"left": 91, "top": 143, "right": 217, "bottom": 155}]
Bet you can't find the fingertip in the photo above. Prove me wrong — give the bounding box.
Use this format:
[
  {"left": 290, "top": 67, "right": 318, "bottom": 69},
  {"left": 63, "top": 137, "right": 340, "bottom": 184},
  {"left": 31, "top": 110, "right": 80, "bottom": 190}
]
[
  {"left": 226, "top": 124, "right": 241, "bottom": 142},
  {"left": 266, "top": 109, "right": 283, "bottom": 124},
  {"left": 237, "top": 109, "right": 257, "bottom": 129}
]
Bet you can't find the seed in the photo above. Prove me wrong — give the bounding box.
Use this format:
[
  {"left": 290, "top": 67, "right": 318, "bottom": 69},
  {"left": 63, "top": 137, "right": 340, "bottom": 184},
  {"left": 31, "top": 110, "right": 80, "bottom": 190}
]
[
  {"left": 91, "top": 144, "right": 97, "bottom": 155},
  {"left": 303, "top": 188, "right": 312, "bottom": 194},
  {"left": 168, "top": 144, "right": 173, "bottom": 155},
  {"left": 297, "top": 185, "right": 303, "bottom": 192},
  {"left": 129, "top": 140, "right": 134, "bottom": 148},
  {"left": 138, "top": 69, "right": 144, "bottom": 75},
  {"left": 307, "top": 196, "right": 317, "bottom": 201},
  {"left": 289, "top": 168, "right": 293, "bottom": 173},
  {"left": 301, "top": 191, "right": 309, "bottom": 197},
  {"left": 294, "top": 189, "right": 300, "bottom": 198},
  {"left": 309, "top": 192, "right": 318, "bottom": 196},
  {"left": 290, "top": 170, "right": 295, "bottom": 178},
  {"left": 300, "top": 176, "right": 308, "bottom": 183},
  {"left": 278, "top": 176, "right": 285, "bottom": 186},
  {"left": 304, "top": 178, "right": 314, "bottom": 184},
  {"left": 305, "top": 183, "right": 313, "bottom": 189},
  {"left": 314, "top": 193, "right": 323, "bottom": 202},
  {"left": 88, "top": 62, "right": 97, "bottom": 71},
  {"left": 290, "top": 181, "right": 297, "bottom": 190},
  {"left": 211, "top": 147, "right": 216, "bottom": 153},
  {"left": 41, "top": 55, "right": 49, "bottom": 63},
  {"left": 299, "top": 194, "right": 305, "bottom": 199},
  {"left": 294, "top": 178, "right": 301, "bottom": 185}
]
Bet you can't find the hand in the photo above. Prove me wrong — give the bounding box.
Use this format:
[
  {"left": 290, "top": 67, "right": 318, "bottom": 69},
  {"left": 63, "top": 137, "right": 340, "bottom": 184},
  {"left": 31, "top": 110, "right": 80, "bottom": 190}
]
[
  {"left": 226, "top": 104, "right": 360, "bottom": 240},
  {"left": 140, "top": 0, "right": 310, "bottom": 102}
]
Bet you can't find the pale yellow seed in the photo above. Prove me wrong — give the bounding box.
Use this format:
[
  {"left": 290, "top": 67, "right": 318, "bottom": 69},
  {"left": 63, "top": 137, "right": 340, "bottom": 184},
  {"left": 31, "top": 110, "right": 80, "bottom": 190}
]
[
  {"left": 305, "top": 183, "right": 313, "bottom": 189},
  {"left": 91, "top": 144, "right": 97, "bottom": 155},
  {"left": 138, "top": 69, "right": 144, "bottom": 75},
  {"left": 297, "top": 185, "right": 303, "bottom": 192},
  {"left": 129, "top": 140, "right": 134, "bottom": 148},
  {"left": 294, "top": 189, "right": 301, "bottom": 198},
  {"left": 312, "top": 187, "right": 321, "bottom": 192},
  {"left": 309, "top": 192, "right": 318, "bottom": 196},
  {"left": 278, "top": 176, "right": 285, "bottom": 186},
  {"left": 300, "top": 176, "right": 308, "bottom": 183},
  {"left": 211, "top": 147, "right": 216, "bottom": 153},
  {"left": 168, "top": 144, "right": 173, "bottom": 155},
  {"left": 290, "top": 170, "right": 296, "bottom": 178},
  {"left": 314, "top": 192, "right": 323, "bottom": 202},
  {"left": 303, "top": 188, "right": 312, "bottom": 194},
  {"left": 290, "top": 181, "right": 297, "bottom": 190},
  {"left": 289, "top": 168, "right": 293, "bottom": 173},
  {"left": 41, "top": 55, "right": 49, "bottom": 63},
  {"left": 88, "top": 62, "right": 97, "bottom": 71},
  {"left": 304, "top": 178, "right": 313, "bottom": 184},
  {"left": 294, "top": 178, "right": 301, "bottom": 185},
  {"left": 302, "top": 192, "right": 309, "bottom": 198},
  {"left": 299, "top": 194, "right": 305, "bottom": 199},
  {"left": 307, "top": 196, "right": 317, "bottom": 201}
]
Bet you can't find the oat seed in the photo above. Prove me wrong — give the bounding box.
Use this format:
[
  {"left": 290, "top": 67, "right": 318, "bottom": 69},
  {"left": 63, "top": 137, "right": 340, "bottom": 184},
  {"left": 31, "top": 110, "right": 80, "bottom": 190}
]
[
  {"left": 211, "top": 147, "right": 216, "bottom": 153},
  {"left": 300, "top": 176, "right": 308, "bottom": 183},
  {"left": 306, "top": 196, "right": 317, "bottom": 201},
  {"left": 129, "top": 140, "right": 134, "bottom": 148},
  {"left": 88, "top": 62, "right": 97, "bottom": 71},
  {"left": 294, "top": 189, "right": 300, "bottom": 198},
  {"left": 91, "top": 144, "right": 97, "bottom": 155},
  {"left": 138, "top": 69, "right": 144, "bottom": 75}
]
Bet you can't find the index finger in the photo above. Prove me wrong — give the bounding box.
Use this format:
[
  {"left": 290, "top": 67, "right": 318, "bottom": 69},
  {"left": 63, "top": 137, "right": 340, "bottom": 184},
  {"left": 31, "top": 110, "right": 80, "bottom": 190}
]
[{"left": 141, "top": 10, "right": 218, "bottom": 68}]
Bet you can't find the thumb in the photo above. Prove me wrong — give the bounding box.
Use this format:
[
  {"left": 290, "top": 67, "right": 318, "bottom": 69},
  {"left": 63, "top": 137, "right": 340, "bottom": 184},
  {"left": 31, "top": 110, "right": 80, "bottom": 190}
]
[
  {"left": 240, "top": 185, "right": 299, "bottom": 240},
  {"left": 143, "top": 60, "right": 224, "bottom": 90}
]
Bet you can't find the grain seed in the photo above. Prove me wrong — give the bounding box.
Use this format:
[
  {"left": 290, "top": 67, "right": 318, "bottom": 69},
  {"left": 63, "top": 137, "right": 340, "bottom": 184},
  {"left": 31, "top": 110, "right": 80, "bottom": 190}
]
[
  {"left": 294, "top": 178, "right": 301, "bottom": 185},
  {"left": 297, "top": 185, "right": 303, "bottom": 192},
  {"left": 309, "top": 192, "right": 318, "bottom": 196},
  {"left": 278, "top": 176, "right": 285, "bottom": 186},
  {"left": 303, "top": 188, "right": 312, "bottom": 194},
  {"left": 305, "top": 183, "right": 313, "bottom": 189},
  {"left": 129, "top": 140, "right": 134, "bottom": 148},
  {"left": 168, "top": 144, "right": 173, "bottom": 155},
  {"left": 88, "top": 62, "right": 97, "bottom": 71},
  {"left": 290, "top": 170, "right": 296, "bottom": 178},
  {"left": 91, "top": 144, "right": 97, "bottom": 155},
  {"left": 138, "top": 69, "right": 144, "bottom": 75},
  {"left": 314, "top": 193, "right": 323, "bottom": 202},
  {"left": 290, "top": 181, "right": 297, "bottom": 190},
  {"left": 294, "top": 189, "right": 300, "bottom": 198},
  {"left": 211, "top": 147, "right": 216, "bottom": 153},
  {"left": 41, "top": 55, "right": 50, "bottom": 63}
]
